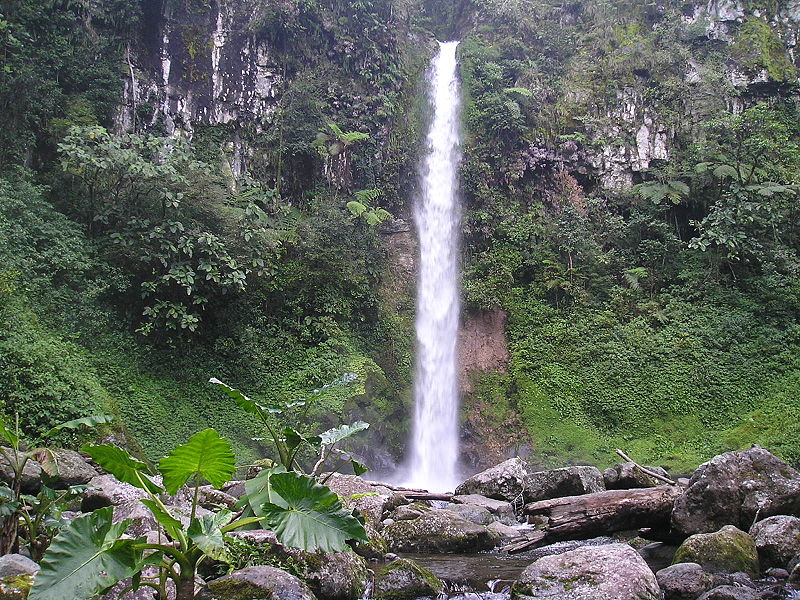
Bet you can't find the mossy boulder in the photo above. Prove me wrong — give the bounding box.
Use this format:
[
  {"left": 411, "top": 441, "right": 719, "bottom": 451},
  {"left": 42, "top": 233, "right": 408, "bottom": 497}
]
[
  {"left": 382, "top": 507, "right": 497, "bottom": 553},
  {"left": 374, "top": 558, "right": 443, "bottom": 600},
  {"left": 673, "top": 526, "right": 759, "bottom": 578},
  {"left": 203, "top": 566, "right": 316, "bottom": 600},
  {"left": 0, "top": 575, "right": 33, "bottom": 600},
  {"left": 511, "top": 543, "right": 660, "bottom": 600},
  {"left": 229, "top": 530, "right": 369, "bottom": 600}
]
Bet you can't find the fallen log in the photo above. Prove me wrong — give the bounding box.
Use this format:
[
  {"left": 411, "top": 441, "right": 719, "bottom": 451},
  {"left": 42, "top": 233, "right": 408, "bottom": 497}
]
[
  {"left": 523, "top": 486, "right": 682, "bottom": 541},
  {"left": 402, "top": 492, "right": 454, "bottom": 501},
  {"left": 499, "top": 529, "right": 548, "bottom": 554}
]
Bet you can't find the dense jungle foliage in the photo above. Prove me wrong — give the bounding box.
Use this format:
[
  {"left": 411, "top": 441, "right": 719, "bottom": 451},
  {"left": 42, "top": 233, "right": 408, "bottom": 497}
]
[{"left": 0, "top": 0, "right": 799, "bottom": 474}]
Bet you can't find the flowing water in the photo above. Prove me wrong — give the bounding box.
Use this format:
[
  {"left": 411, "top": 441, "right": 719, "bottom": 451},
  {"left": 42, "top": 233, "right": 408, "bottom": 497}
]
[{"left": 405, "top": 40, "right": 462, "bottom": 492}]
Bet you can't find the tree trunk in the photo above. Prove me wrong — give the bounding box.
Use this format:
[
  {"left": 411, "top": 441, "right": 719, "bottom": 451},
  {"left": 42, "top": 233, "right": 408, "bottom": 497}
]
[
  {"left": 523, "top": 486, "right": 682, "bottom": 542},
  {"left": 175, "top": 574, "right": 195, "bottom": 600}
]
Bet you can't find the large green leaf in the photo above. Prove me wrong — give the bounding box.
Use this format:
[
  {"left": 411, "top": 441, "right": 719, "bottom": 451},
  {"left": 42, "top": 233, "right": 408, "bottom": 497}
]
[
  {"left": 319, "top": 421, "right": 369, "bottom": 446},
  {"left": 29, "top": 507, "right": 143, "bottom": 600},
  {"left": 84, "top": 445, "right": 163, "bottom": 494},
  {"left": 236, "top": 465, "right": 288, "bottom": 525},
  {"left": 140, "top": 499, "right": 183, "bottom": 540},
  {"left": 260, "top": 472, "right": 368, "bottom": 553},
  {"left": 44, "top": 415, "right": 115, "bottom": 438},
  {"left": 209, "top": 378, "right": 266, "bottom": 419},
  {"left": 158, "top": 428, "right": 235, "bottom": 494},
  {"left": 188, "top": 509, "right": 233, "bottom": 562},
  {"left": 0, "top": 415, "right": 19, "bottom": 446}
]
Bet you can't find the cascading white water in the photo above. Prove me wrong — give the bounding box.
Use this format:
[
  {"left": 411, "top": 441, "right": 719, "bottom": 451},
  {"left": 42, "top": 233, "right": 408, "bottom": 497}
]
[{"left": 406, "top": 41, "right": 462, "bottom": 492}]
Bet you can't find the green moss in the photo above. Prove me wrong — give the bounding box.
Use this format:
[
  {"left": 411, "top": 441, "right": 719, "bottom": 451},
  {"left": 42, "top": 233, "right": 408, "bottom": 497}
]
[
  {"left": 673, "top": 526, "right": 760, "bottom": 577},
  {"left": 0, "top": 575, "right": 33, "bottom": 600},
  {"left": 732, "top": 17, "right": 798, "bottom": 81},
  {"left": 375, "top": 559, "right": 442, "bottom": 600}
]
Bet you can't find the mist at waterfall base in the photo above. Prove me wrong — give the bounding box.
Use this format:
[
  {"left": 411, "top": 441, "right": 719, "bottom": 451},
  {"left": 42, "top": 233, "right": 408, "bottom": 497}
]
[{"left": 394, "top": 40, "right": 464, "bottom": 493}]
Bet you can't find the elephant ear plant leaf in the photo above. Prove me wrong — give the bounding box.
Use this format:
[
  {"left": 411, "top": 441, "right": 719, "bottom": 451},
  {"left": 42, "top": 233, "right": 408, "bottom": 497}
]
[
  {"left": 159, "top": 428, "right": 236, "bottom": 494},
  {"left": 84, "top": 444, "right": 164, "bottom": 494},
  {"left": 29, "top": 507, "right": 143, "bottom": 600},
  {"left": 259, "top": 471, "right": 369, "bottom": 553}
]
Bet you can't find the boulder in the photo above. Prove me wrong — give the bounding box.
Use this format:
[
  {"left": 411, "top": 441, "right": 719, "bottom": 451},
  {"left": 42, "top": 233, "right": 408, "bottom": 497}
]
[
  {"left": 697, "top": 586, "right": 761, "bottom": 600},
  {"left": 455, "top": 457, "right": 529, "bottom": 502},
  {"left": 673, "top": 526, "right": 759, "bottom": 578},
  {"left": 656, "top": 563, "right": 715, "bottom": 600},
  {"left": 487, "top": 520, "right": 521, "bottom": 541},
  {"left": 603, "top": 462, "right": 669, "bottom": 489},
  {"left": 81, "top": 474, "right": 150, "bottom": 511},
  {"left": 382, "top": 507, "right": 497, "bottom": 553},
  {"left": 197, "top": 486, "right": 237, "bottom": 510},
  {"left": 203, "top": 566, "right": 316, "bottom": 600},
  {"left": 323, "top": 474, "right": 401, "bottom": 528},
  {"left": 0, "top": 450, "right": 42, "bottom": 494},
  {"left": 511, "top": 543, "right": 660, "bottom": 600},
  {"left": 0, "top": 556, "right": 38, "bottom": 579},
  {"left": 526, "top": 466, "right": 605, "bottom": 503},
  {"left": 671, "top": 447, "right": 800, "bottom": 536},
  {"left": 373, "top": 558, "right": 443, "bottom": 600},
  {"left": 748, "top": 515, "right": 800, "bottom": 570},
  {"left": 452, "top": 494, "right": 517, "bottom": 525},
  {"left": 443, "top": 502, "right": 494, "bottom": 525},
  {"left": 42, "top": 449, "right": 98, "bottom": 488},
  {"left": 230, "top": 530, "right": 369, "bottom": 600},
  {"left": 111, "top": 500, "right": 160, "bottom": 538},
  {"left": 638, "top": 542, "right": 677, "bottom": 572}
]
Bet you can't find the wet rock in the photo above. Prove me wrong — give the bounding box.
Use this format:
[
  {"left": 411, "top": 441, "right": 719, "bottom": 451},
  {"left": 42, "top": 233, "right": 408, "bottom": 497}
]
[
  {"left": 374, "top": 558, "right": 443, "bottom": 600},
  {"left": 525, "top": 466, "right": 605, "bottom": 502},
  {"left": 766, "top": 567, "right": 789, "bottom": 579},
  {"left": 110, "top": 500, "right": 160, "bottom": 538},
  {"left": 656, "top": 562, "right": 714, "bottom": 600},
  {"left": 81, "top": 474, "right": 150, "bottom": 511},
  {"left": 352, "top": 522, "right": 388, "bottom": 560},
  {"left": 203, "top": 566, "right": 316, "bottom": 600},
  {"left": 673, "top": 526, "right": 759, "bottom": 578},
  {"left": 603, "top": 462, "right": 670, "bottom": 489},
  {"left": 487, "top": 520, "right": 521, "bottom": 541},
  {"left": 42, "top": 449, "right": 97, "bottom": 488},
  {"left": 382, "top": 507, "right": 497, "bottom": 553},
  {"left": 444, "top": 502, "right": 494, "bottom": 525},
  {"left": 671, "top": 447, "right": 800, "bottom": 536},
  {"left": 697, "top": 585, "right": 761, "bottom": 600},
  {"left": 0, "top": 555, "right": 39, "bottom": 579},
  {"left": 323, "top": 474, "right": 398, "bottom": 528},
  {"left": 748, "top": 515, "right": 800, "bottom": 569},
  {"left": 455, "top": 457, "right": 529, "bottom": 502},
  {"left": 0, "top": 450, "right": 42, "bottom": 494},
  {"left": 220, "top": 480, "right": 245, "bottom": 498},
  {"left": 452, "top": 494, "right": 517, "bottom": 525},
  {"left": 230, "top": 530, "right": 369, "bottom": 600},
  {"left": 390, "top": 503, "right": 428, "bottom": 521},
  {"left": 639, "top": 541, "right": 677, "bottom": 572},
  {"left": 511, "top": 543, "right": 660, "bottom": 600}
]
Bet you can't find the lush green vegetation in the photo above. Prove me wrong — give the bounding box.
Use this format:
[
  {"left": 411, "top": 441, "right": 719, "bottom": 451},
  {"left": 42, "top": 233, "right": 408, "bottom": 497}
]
[{"left": 0, "top": 0, "right": 799, "bottom": 477}]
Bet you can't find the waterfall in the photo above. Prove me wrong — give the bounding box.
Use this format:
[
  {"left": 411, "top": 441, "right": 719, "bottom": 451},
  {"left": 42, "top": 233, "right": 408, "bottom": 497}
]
[{"left": 406, "top": 40, "right": 462, "bottom": 492}]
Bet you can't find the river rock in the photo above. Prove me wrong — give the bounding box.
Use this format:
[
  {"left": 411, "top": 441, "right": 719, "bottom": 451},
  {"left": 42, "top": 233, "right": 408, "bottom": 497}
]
[
  {"left": 203, "top": 566, "right": 316, "bottom": 600},
  {"left": 452, "top": 494, "right": 517, "bottom": 525},
  {"left": 444, "top": 502, "right": 494, "bottom": 525},
  {"left": 511, "top": 543, "right": 660, "bottom": 600},
  {"left": 230, "top": 530, "right": 369, "bottom": 600},
  {"left": 323, "top": 473, "right": 399, "bottom": 528},
  {"left": 673, "top": 526, "right": 759, "bottom": 577},
  {"left": 198, "top": 486, "right": 237, "bottom": 510},
  {"left": 353, "top": 522, "right": 388, "bottom": 560},
  {"left": 487, "top": 520, "right": 521, "bottom": 540},
  {"left": 0, "top": 449, "right": 42, "bottom": 494},
  {"left": 373, "top": 558, "right": 443, "bottom": 600},
  {"left": 0, "top": 555, "right": 39, "bottom": 579},
  {"left": 604, "top": 462, "right": 670, "bottom": 489},
  {"left": 455, "top": 457, "right": 529, "bottom": 502},
  {"left": 42, "top": 449, "right": 98, "bottom": 488},
  {"left": 525, "top": 466, "right": 605, "bottom": 502},
  {"left": 748, "top": 515, "right": 800, "bottom": 569},
  {"left": 0, "top": 574, "right": 34, "bottom": 600},
  {"left": 382, "top": 507, "right": 497, "bottom": 553},
  {"left": 697, "top": 585, "right": 761, "bottom": 600},
  {"left": 656, "top": 562, "right": 715, "bottom": 600},
  {"left": 81, "top": 474, "right": 150, "bottom": 511},
  {"left": 671, "top": 447, "right": 800, "bottom": 536}
]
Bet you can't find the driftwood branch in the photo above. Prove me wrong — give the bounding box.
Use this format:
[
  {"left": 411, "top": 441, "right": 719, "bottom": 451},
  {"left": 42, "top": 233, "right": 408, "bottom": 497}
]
[
  {"left": 615, "top": 449, "right": 676, "bottom": 485},
  {"left": 500, "top": 530, "right": 547, "bottom": 554},
  {"left": 402, "top": 492, "right": 453, "bottom": 501}
]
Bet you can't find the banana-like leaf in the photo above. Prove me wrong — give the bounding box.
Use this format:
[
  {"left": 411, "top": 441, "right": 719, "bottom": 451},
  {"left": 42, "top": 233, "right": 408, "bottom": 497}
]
[
  {"left": 140, "top": 499, "right": 183, "bottom": 540},
  {"left": 44, "top": 414, "right": 115, "bottom": 438},
  {"left": 188, "top": 509, "right": 233, "bottom": 562},
  {"left": 158, "top": 428, "right": 235, "bottom": 494},
  {"left": 84, "top": 444, "right": 163, "bottom": 494},
  {"left": 319, "top": 421, "right": 369, "bottom": 446},
  {"left": 0, "top": 415, "right": 18, "bottom": 447},
  {"left": 29, "top": 507, "right": 143, "bottom": 600},
  {"left": 260, "top": 472, "right": 368, "bottom": 553}
]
